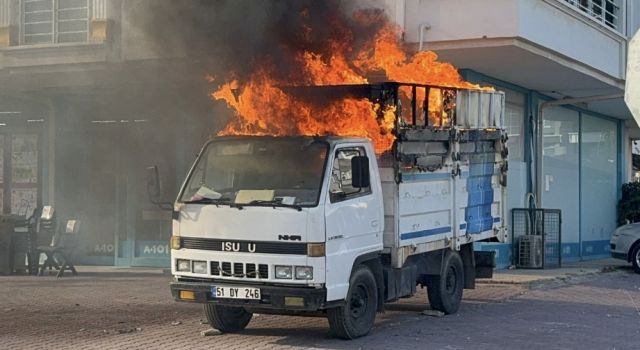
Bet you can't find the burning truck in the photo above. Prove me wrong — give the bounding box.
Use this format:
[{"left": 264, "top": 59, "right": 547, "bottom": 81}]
[
  {"left": 169, "top": 81, "right": 507, "bottom": 339},
  {"left": 167, "top": 5, "right": 507, "bottom": 339}
]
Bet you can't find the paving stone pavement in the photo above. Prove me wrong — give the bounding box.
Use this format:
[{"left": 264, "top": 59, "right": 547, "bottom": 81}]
[{"left": 0, "top": 266, "right": 637, "bottom": 350}]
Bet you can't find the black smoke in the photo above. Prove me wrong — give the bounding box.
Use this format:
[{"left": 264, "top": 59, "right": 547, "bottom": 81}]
[{"left": 133, "top": 0, "right": 390, "bottom": 81}]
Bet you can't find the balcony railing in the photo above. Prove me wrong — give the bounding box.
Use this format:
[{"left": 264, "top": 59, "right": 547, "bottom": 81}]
[{"left": 560, "top": 0, "right": 623, "bottom": 33}]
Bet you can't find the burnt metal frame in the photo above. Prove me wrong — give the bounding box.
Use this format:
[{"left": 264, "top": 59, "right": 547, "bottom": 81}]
[{"left": 283, "top": 82, "right": 462, "bottom": 132}]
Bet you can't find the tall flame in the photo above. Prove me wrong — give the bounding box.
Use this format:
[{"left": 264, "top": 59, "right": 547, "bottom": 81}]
[{"left": 211, "top": 9, "right": 488, "bottom": 153}]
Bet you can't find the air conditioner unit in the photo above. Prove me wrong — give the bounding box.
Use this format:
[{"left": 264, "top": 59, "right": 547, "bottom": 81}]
[{"left": 517, "top": 235, "right": 543, "bottom": 268}]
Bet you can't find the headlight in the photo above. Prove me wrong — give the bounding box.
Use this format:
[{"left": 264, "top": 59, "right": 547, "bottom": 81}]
[
  {"left": 275, "top": 265, "right": 292, "bottom": 279},
  {"left": 295, "top": 266, "right": 313, "bottom": 280},
  {"left": 192, "top": 260, "right": 207, "bottom": 274},
  {"left": 176, "top": 259, "right": 191, "bottom": 272}
]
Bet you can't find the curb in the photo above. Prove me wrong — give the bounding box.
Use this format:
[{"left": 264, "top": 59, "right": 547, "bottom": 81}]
[{"left": 477, "top": 265, "right": 619, "bottom": 287}]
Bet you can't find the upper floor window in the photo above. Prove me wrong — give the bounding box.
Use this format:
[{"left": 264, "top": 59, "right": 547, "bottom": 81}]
[
  {"left": 21, "top": 0, "right": 89, "bottom": 45},
  {"left": 562, "top": 0, "right": 622, "bottom": 32}
]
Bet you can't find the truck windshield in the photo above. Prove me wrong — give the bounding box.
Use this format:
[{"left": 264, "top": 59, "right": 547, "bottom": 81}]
[{"left": 179, "top": 138, "right": 329, "bottom": 207}]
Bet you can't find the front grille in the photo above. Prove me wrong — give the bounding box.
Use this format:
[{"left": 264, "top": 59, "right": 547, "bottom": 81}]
[
  {"left": 258, "top": 264, "right": 268, "bottom": 279},
  {"left": 211, "top": 261, "right": 269, "bottom": 279},
  {"left": 233, "top": 263, "right": 244, "bottom": 275},
  {"left": 246, "top": 264, "right": 256, "bottom": 278},
  {"left": 211, "top": 261, "right": 220, "bottom": 276},
  {"left": 221, "top": 262, "right": 232, "bottom": 275},
  {"left": 181, "top": 237, "right": 307, "bottom": 255}
]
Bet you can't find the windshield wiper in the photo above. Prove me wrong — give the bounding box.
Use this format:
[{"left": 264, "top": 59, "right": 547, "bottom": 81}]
[
  {"left": 235, "top": 199, "right": 303, "bottom": 211},
  {"left": 183, "top": 197, "right": 232, "bottom": 206}
]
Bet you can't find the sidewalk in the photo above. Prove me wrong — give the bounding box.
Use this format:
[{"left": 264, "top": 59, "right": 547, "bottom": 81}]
[{"left": 483, "top": 258, "right": 626, "bottom": 285}]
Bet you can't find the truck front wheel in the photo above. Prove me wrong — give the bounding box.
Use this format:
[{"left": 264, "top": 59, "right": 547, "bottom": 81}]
[
  {"left": 327, "top": 265, "right": 378, "bottom": 339},
  {"left": 426, "top": 250, "right": 464, "bottom": 314},
  {"left": 203, "top": 304, "right": 253, "bottom": 333}
]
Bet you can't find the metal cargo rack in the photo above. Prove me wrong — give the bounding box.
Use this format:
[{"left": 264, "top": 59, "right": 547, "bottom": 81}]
[{"left": 285, "top": 82, "right": 507, "bottom": 177}]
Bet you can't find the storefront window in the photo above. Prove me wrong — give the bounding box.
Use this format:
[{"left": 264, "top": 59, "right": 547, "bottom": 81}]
[
  {"left": 542, "top": 107, "right": 580, "bottom": 258},
  {"left": 580, "top": 114, "right": 617, "bottom": 256}
]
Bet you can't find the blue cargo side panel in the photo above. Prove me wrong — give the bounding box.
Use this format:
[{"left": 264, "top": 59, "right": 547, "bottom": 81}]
[{"left": 465, "top": 152, "right": 495, "bottom": 234}]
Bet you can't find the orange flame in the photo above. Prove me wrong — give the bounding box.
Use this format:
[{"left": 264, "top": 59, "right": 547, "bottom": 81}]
[{"left": 211, "top": 9, "right": 489, "bottom": 153}]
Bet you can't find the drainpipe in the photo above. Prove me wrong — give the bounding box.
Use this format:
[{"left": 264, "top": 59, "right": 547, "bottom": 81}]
[
  {"left": 418, "top": 23, "right": 431, "bottom": 52},
  {"left": 534, "top": 93, "right": 624, "bottom": 208}
]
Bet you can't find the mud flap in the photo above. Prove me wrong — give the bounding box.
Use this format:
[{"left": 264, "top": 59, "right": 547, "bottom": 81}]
[{"left": 474, "top": 251, "right": 496, "bottom": 279}]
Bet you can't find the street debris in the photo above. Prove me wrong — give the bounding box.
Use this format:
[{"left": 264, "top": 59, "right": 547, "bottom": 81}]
[
  {"left": 422, "top": 309, "right": 445, "bottom": 317},
  {"left": 117, "top": 328, "right": 135, "bottom": 334},
  {"left": 171, "top": 321, "right": 182, "bottom": 326},
  {"left": 201, "top": 329, "right": 221, "bottom": 337}
]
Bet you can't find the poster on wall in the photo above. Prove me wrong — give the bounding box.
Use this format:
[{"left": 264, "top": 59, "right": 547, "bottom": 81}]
[
  {"left": 11, "top": 188, "right": 37, "bottom": 217},
  {"left": 12, "top": 135, "right": 38, "bottom": 184}
]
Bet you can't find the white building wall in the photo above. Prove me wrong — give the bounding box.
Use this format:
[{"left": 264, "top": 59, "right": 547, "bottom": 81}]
[
  {"left": 398, "top": 0, "right": 626, "bottom": 80},
  {"left": 402, "top": 0, "right": 519, "bottom": 43},
  {"left": 519, "top": 0, "right": 626, "bottom": 79}
]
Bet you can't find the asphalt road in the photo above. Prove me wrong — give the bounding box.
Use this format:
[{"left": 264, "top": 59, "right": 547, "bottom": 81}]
[{"left": 0, "top": 267, "right": 638, "bottom": 349}]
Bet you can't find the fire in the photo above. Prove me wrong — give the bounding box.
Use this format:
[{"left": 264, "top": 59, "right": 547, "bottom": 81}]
[{"left": 210, "top": 8, "right": 489, "bottom": 153}]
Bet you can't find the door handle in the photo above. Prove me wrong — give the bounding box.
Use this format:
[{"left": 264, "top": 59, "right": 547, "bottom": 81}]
[{"left": 371, "top": 220, "right": 379, "bottom": 228}]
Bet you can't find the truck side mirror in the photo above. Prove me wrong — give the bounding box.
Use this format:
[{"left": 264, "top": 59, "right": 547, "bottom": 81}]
[
  {"left": 351, "top": 156, "right": 370, "bottom": 188},
  {"left": 146, "top": 165, "right": 161, "bottom": 199}
]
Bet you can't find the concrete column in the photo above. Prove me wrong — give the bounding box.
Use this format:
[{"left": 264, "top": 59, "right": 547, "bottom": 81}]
[
  {"left": 0, "top": 0, "right": 10, "bottom": 47},
  {"left": 46, "top": 99, "right": 56, "bottom": 205},
  {"left": 90, "top": 0, "right": 109, "bottom": 42}
]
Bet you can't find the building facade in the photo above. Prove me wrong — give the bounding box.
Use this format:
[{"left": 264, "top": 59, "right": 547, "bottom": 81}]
[
  {"left": 1, "top": 0, "right": 638, "bottom": 268},
  {"left": 383, "top": 0, "right": 640, "bottom": 267},
  {"left": 0, "top": 0, "right": 222, "bottom": 266}
]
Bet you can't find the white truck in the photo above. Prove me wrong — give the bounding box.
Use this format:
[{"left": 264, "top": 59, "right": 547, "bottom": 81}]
[{"left": 169, "top": 82, "right": 508, "bottom": 339}]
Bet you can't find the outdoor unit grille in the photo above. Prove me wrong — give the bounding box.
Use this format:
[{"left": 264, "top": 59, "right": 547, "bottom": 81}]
[
  {"left": 517, "top": 235, "right": 543, "bottom": 268},
  {"left": 512, "top": 208, "right": 562, "bottom": 269}
]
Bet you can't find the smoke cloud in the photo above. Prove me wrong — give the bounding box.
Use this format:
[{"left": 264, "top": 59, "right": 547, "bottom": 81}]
[{"left": 133, "top": 0, "right": 393, "bottom": 81}]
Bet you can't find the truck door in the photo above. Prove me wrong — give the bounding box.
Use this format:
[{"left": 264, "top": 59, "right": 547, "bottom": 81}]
[{"left": 324, "top": 146, "right": 382, "bottom": 301}]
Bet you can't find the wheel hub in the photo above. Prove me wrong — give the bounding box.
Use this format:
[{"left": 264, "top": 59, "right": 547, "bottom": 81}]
[
  {"left": 349, "top": 284, "right": 368, "bottom": 318},
  {"left": 445, "top": 265, "right": 457, "bottom": 295}
]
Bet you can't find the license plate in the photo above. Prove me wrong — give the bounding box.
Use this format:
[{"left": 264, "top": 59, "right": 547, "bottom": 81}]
[{"left": 211, "top": 286, "right": 261, "bottom": 300}]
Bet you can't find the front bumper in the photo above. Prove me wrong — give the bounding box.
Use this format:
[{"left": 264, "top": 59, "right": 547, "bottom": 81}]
[
  {"left": 170, "top": 280, "right": 328, "bottom": 311},
  {"left": 611, "top": 251, "right": 627, "bottom": 260}
]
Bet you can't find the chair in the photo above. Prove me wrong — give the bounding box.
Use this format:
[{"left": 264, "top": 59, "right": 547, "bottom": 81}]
[
  {"left": 35, "top": 208, "right": 58, "bottom": 275},
  {"left": 37, "top": 219, "right": 80, "bottom": 278}
]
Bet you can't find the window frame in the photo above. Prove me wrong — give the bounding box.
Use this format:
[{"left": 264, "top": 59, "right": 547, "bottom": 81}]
[
  {"left": 20, "top": 0, "right": 90, "bottom": 45},
  {"left": 328, "top": 147, "right": 372, "bottom": 204}
]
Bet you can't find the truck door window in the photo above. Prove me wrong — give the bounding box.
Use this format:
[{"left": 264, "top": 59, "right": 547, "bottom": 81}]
[{"left": 329, "top": 148, "right": 371, "bottom": 203}]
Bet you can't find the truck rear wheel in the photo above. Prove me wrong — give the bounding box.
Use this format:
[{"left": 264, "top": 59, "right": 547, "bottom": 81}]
[
  {"left": 327, "top": 265, "right": 378, "bottom": 339},
  {"left": 203, "top": 304, "right": 253, "bottom": 333},
  {"left": 426, "top": 250, "right": 464, "bottom": 314}
]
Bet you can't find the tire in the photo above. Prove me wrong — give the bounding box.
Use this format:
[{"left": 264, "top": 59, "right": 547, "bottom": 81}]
[
  {"left": 327, "top": 265, "right": 378, "bottom": 339},
  {"left": 203, "top": 304, "right": 252, "bottom": 333},
  {"left": 631, "top": 243, "right": 640, "bottom": 274},
  {"left": 426, "top": 250, "right": 464, "bottom": 314}
]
